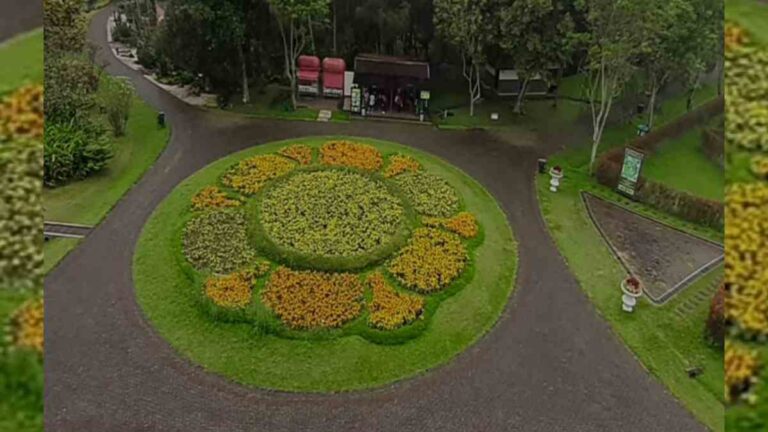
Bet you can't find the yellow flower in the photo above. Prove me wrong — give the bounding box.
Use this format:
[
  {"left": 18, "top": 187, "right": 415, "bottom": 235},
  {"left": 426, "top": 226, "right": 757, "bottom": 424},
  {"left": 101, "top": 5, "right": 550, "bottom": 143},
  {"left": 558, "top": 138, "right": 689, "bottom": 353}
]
[
  {"left": 191, "top": 186, "right": 241, "bottom": 210},
  {"left": 423, "top": 212, "right": 479, "bottom": 238},
  {"left": 725, "top": 340, "right": 760, "bottom": 403},
  {"left": 384, "top": 154, "right": 421, "bottom": 178},
  {"left": 0, "top": 84, "right": 43, "bottom": 141},
  {"left": 388, "top": 228, "right": 468, "bottom": 293},
  {"left": 7, "top": 296, "right": 43, "bottom": 354},
  {"left": 279, "top": 144, "right": 313, "bottom": 165},
  {"left": 204, "top": 271, "right": 255, "bottom": 309},
  {"left": 222, "top": 154, "right": 296, "bottom": 195}
]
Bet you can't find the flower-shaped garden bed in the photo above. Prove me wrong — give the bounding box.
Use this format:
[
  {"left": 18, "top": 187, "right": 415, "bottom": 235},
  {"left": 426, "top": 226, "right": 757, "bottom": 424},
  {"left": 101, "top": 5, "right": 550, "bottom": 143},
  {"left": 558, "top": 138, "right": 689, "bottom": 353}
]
[{"left": 134, "top": 136, "right": 517, "bottom": 391}]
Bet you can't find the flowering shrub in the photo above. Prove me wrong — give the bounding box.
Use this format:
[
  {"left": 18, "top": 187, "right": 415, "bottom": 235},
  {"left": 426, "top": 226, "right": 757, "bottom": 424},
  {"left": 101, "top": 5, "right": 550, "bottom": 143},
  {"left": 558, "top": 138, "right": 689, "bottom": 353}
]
[
  {"left": 0, "top": 84, "right": 43, "bottom": 141},
  {"left": 394, "top": 171, "right": 459, "bottom": 217},
  {"left": 204, "top": 271, "right": 255, "bottom": 309},
  {"left": 6, "top": 297, "right": 43, "bottom": 354},
  {"left": 320, "top": 140, "right": 383, "bottom": 171},
  {"left": 384, "top": 154, "right": 421, "bottom": 178},
  {"left": 191, "top": 186, "right": 241, "bottom": 210},
  {"left": 222, "top": 154, "right": 296, "bottom": 195},
  {"left": 262, "top": 267, "right": 364, "bottom": 329},
  {"left": 725, "top": 184, "right": 768, "bottom": 336},
  {"left": 725, "top": 340, "right": 760, "bottom": 403},
  {"left": 260, "top": 170, "right": 405, "bottom": 257},
  {"left": 183, "top": 210, "right": 255, "bottom": 274},
  {"left": 423, "top": 212, "right": 479, "bottom": 238},
  {"left": 388, "top": 228, "right": 468, "bottom": 293},
  {"left": 279, "top": 144, "right": 313, "bottom": 165},
  {"left": 366, "top": 272, "right": 424, "bottom": 330}
]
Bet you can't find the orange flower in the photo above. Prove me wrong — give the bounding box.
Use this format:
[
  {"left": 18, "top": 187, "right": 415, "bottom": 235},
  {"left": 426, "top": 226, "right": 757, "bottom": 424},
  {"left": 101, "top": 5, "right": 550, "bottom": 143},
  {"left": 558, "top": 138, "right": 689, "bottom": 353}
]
[
  {"left": 204, "top": 271, "right": 255, "bottom": 309},
  {"left": 191, "top": 186, "right": 241, "bottom": 210},
  {"left": 384, "top": 154, "right": 421, "bottom": 178},
  {"left": 0, "top": 84, "right": 43, "bottom": 141},
  {"left": 423, "top": 212, "right": 479, "bottom": 238},
  {"left": 279, "top": 144, "right": 313, "bottom": 165},
  {"left": 320, "top": 140, "right": 383, "bottom": 171},
  {"left": 366, "top": 272, "right": 424, "bottom": 330}
]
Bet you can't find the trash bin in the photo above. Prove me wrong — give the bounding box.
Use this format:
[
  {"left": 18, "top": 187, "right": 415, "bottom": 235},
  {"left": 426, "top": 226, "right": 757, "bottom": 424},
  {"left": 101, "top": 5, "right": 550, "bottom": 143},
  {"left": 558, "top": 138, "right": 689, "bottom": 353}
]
[
  {"left": 158, "top": 112, "right": 166, "bottom": 128},
  {"left": 537, "top": 158, "right": 547, "bottom": 174}
]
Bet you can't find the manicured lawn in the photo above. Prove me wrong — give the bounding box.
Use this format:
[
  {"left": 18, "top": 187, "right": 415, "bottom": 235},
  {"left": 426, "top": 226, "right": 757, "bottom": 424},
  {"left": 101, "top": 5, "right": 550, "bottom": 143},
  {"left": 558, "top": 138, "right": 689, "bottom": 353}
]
[
  {"left": 134, "top": 136, "right": 517, "bottom": 392},
  {"left": 536, "top": 170, "right": 724, "bottom": 432},
  {"left": 43, "top": 97, "right": 170, "bottom": 272},
  {"left": 225, "top": 83, "right": 350, "bottom": 122},
  {"left": 0, "top": 29, "right": 42, "bottom": 95},
  {"left": 727, "top": 0, "right": 768, "bottom": 45},
  {"left": 643, "top": 128, "right": 724, "bottom": 201}
]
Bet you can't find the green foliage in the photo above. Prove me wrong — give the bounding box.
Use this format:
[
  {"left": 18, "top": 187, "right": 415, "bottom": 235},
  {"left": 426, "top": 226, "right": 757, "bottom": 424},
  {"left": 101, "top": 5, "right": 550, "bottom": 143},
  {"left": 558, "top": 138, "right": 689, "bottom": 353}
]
[
  {"left": 183, "top": 209, "right": 256, "bottom": 274},
  {"left": 44, "top": 54, "right": 101, "bottom": 124},
  {"left": 43, "top": 121, "right": 112, "bottom": 187},
  {"left": 393, "top": 171, "right": 460, "bottom": 217},
  {"left": 43, "top": 0, "right": 88, "bottom": 54},
  {"left": 0, "top": 142, "right": 44, "bottom": 289},
  {"left": 99, "top": 76, "right": 134, "bottom": 137}
]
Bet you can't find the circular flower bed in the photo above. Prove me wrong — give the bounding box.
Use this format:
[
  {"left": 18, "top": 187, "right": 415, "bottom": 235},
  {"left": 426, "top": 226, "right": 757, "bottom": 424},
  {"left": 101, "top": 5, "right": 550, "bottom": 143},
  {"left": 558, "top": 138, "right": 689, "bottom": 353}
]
[{"left": 134, "top": 137, "right": 517, "bottom": 391}]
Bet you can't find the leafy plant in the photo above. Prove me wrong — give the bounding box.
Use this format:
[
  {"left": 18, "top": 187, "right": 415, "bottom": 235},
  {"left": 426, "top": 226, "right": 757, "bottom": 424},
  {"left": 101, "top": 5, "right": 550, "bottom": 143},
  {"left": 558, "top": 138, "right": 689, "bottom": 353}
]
[
  {"left": 43, "top": 120, "right": 112, "bottom": 187},
  {"left": 98, "top": 75, "right": 134, "bottom": 137},
  {"left": 393, "top": 171, "right": 460, "bottom": 217}
]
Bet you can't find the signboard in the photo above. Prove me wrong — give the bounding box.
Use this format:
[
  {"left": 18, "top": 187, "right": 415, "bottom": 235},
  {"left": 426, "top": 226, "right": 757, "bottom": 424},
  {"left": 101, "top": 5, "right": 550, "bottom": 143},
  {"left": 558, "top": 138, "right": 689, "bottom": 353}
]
[
  {"left": 350, "top": 86, "right": 362, "bottom": 113},
  {"left": 617, "top": 148, "right": 645, "bottom": 196},
  {"left": 298, "top": 84, "right": 319, "bottom": 95},
  {"left": 420, "top": 90, "right": 431, "bottom": 100}
]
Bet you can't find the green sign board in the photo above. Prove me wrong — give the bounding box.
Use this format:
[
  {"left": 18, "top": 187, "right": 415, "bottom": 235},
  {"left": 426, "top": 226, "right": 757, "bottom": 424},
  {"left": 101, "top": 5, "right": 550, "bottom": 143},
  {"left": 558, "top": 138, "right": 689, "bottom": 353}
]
[
  {"left": 420, "top": 90, "right": 431, "bottom": 100},
  {"left": 617, "top": 148, "right": 644, "bottom": 196}
]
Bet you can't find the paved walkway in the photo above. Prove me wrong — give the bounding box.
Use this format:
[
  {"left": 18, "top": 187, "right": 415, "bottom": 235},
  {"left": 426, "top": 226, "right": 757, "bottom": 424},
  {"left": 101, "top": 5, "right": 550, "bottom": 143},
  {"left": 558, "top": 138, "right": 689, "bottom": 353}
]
[
  {"left": 44, "top": 7, "right": 706, "bottom": 432},
  {"left": 0, "top": 0, "right": 41, "bottom": 43}
]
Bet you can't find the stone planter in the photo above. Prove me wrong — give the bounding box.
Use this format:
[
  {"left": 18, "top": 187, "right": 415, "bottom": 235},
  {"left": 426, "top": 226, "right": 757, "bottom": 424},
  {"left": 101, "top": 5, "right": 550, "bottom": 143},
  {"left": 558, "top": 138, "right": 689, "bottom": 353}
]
[
  {"left": 549, "top": 167, "right": 563, "bottom": 192},
  {"left": 621, "top": 279, "right": 643, "bottom": 313}
]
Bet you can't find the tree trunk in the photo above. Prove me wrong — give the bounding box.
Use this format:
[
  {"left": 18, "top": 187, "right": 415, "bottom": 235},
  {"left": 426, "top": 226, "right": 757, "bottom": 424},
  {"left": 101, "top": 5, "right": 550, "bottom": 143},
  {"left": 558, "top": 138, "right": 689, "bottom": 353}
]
[
  {"left": 513, "top": 77, "right": 530, "bottom": 114},
  {"left": 332, "top": 1, "right": 337, "bottom": 55},
  {"left": 239, "top": 44, "right": 250, "bottom": 104},
  {"left": 647, "top": 84, "right": 658, "bottom": 130}
]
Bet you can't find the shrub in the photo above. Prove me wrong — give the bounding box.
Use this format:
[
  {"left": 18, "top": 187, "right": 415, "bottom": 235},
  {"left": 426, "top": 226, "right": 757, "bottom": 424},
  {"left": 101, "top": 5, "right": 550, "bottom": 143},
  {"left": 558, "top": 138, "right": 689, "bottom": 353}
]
[
  {"left": 423, "top": 212, "right": 479, "bottom": 238},
  {"left": 635, "top": 181, "right": 723, "bottom": 229},
  {"left": 366, "top": 272, "right": 424, "bottom": 330},
  {"left": 44, "top": 54, "right": 100, "bottom": 124},
  {"left": 384, "top": 154, "right": 421, "bottom": 178},
  {"left": 393, "top": 171, "right": 460, "bottom": 217},
  {"left": 320, "top": 140, "right": 383, "bottom": 171},
  {"left": 221, "top": 154, "right": 296, "bottom": 195},
  {"left": 6, "top": 297, "right": 44, "bottom": 354},
  {"left": 388, "top": 228, "right": 468, "bottom": 293},
  {"left": 725, "top": 340, "right": 760, "bottom": 403},
  {"left": 259, "top": 170, "right": 406, "bottom": 257},
  {"left": 261, "top": 267, "right": 364, "bottom": 329},
  {"left": 706, "top": 283, "right": 725, "bottom": 347},
  {"left": 99, "top": 75, "right": 134, "bottom": 137},
  {"left": 0, "top": 141, "right": 44, "bottom": 288},
  {"left": 183, "top": 209, "right": 255, "bottom": 274},
  {"left": 203, "top": 271, "right": 255, "bottom": 309},
  {"left": 0, "top": 85, "right": 44, "bottom": 141},
  {"left": 43, "top": 120, "right": 112, "bottom": 187},
  {"left": 191, "top": 186, "right": 241, "bottom": 211},
  {"left": 278, "top": 144, "right": 313, "bottom": 165},
  {"left": 725, "top": 183, "right": 768, "bottom": 337}
]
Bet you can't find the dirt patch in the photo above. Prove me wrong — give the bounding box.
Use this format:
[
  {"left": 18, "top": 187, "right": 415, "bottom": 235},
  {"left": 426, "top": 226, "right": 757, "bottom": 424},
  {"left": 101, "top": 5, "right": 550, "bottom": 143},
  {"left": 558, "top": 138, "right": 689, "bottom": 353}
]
[{"left": 583, "top": 193, "right": 723, "bottom": 304}]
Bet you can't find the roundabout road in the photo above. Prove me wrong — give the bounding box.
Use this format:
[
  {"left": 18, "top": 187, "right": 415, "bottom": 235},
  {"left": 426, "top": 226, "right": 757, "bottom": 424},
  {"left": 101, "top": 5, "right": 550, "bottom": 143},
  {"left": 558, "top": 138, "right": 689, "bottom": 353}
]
[{"left": 45, "top": 7, "right": 707, "bottom": 431}]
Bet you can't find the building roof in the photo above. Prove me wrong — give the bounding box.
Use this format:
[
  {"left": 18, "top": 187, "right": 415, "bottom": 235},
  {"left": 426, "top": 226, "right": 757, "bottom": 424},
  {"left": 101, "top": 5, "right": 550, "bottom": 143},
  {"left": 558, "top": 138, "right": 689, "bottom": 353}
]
[{"left": 354, "top": 54, "right": 430, "bottom": 80}]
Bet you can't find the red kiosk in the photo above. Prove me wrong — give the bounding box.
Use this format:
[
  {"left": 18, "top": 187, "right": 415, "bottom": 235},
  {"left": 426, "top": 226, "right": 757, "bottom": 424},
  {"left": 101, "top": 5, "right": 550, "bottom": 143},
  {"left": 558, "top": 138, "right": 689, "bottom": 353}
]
[
  {"left": 322, "top": 58, "right": 346, "bottom": 98},
  {"left": 297, "top": 55, "right": 321, "bottom": 96}
]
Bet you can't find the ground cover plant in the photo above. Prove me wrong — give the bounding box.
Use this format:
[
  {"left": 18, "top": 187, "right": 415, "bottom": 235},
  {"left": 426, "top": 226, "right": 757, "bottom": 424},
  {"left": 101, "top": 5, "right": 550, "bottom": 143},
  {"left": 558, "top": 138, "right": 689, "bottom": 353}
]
[
  {"left": 724, "top": 5, "right": 768, "bottom": 429},
  {"left": 134, "top": 136, "right": 517, "bottom": 391}
]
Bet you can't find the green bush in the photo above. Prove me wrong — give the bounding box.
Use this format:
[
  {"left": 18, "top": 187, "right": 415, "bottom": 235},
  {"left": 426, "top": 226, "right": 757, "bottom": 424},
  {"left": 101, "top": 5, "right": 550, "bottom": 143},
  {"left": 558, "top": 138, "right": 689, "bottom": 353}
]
[
  {"left": 183, "top": 209, "right": 255, "bottom": 274},
  {"left": 99, "top": 76, "right": 134, "bottom": 137},
  {"left": 393, "top": 171, "right": 460, "bottom": 217},
  {"left": 43, "top": 121, "right": 112, "bottom": 187},
  {"left": 44, "top": 54, "right": 100, "bottom": 124}
]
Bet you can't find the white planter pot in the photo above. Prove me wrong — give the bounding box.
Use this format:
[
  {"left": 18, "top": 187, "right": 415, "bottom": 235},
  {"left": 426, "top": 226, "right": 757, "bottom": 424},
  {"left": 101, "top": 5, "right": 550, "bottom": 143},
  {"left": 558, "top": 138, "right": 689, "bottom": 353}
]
[
  {"left": 549, "top": 168, "right": 563, "bottom": 192},
  {"left": 620, "top": 279, "right": 643, "bottom": 313}
]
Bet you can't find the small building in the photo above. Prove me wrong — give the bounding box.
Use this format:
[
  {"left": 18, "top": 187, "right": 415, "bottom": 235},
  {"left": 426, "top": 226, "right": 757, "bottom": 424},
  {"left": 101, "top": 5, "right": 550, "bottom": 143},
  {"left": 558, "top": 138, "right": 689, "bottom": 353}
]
[
  {"left": 297, "top": 55, "right": 321, "bottom": 96},
  {"left": 483, "top": 64, "right": 554, "bottom": 97},
  {"left": 350, "top": 54, "right": 430, "bottom": 117}
]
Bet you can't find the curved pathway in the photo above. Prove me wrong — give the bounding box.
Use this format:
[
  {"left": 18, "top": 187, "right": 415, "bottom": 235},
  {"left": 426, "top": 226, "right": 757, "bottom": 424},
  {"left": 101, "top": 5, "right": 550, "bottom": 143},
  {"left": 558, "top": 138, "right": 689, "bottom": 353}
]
[
  {"left": 45, "top": 7, "right": 706, "bottom": 431},
  {"left": 0, "top": 0, "right": 41, "bottom": 43}
]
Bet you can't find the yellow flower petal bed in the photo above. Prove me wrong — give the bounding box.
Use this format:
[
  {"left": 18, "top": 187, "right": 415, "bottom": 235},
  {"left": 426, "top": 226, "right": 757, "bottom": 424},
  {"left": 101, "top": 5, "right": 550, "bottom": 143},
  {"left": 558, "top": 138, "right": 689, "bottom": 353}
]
[
  {"left": 384, "top": 154, "right": 421, "bottom": 178},
  {"left": 320, "top": 140, "right": 383, "bottom": 171},
  {"left": 366, "top": 272, "right": 424, "bottom": 330},
  {"left": 262, "top": 267, "right": 364, "bottom": 329},
  {"left": 279, "top": 144, "right": 313, "bottom": 165},
  {"left": 725, "top": 184, "right": 768, "bottom": 335},
  {"left": 7, "top": 296, "right": 43, "bottom": 354},
  {"left": 222, "top": 154, "right": 296, "bottom": 195},
  {"left": 751, "top": 155, "right": 768, "bottom": 179},
  {"left": 0, "top": 84, "right": 43, "bottom": 141},
  {"left": 725, "top": 340, "right": 760, "bottom": 403},
  {"left": 423, "top": 212, "right": 479, "bottom": 238},
  {"left": 388, "top": 228, "right": 468, "bottom": 293},
  {"left": 191, "top": 186, "right": 241, "bottom": 210},
  {"left": 204, "top": 271, "right": 255, "bottom": 309}
]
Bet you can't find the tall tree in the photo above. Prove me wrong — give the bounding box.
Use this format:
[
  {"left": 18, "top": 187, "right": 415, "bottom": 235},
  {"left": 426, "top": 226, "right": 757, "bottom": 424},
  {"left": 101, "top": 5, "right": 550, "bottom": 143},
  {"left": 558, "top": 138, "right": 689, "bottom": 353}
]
[
  {"left": 681, "top": 0, "right": 721, "bottom": 111},
  {"left": 579, "top": 0, "right": 646, "bottom": 173},
  {"left": 434, "top": 0, "right": 498, "bottom": 117},
  {"left": 268, "top": 0, "right": 330, "bottom": 110},
  {"left": 498, "top": 0, "right": 576, "bottom": 114}
]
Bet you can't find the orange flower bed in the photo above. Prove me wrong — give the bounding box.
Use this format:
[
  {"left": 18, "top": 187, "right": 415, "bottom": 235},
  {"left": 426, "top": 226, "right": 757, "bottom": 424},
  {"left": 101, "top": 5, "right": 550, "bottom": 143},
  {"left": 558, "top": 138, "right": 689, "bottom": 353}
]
[
  {"left": 320, "top": 140, "right": 383, "bottom": 171},
  {"left": 222, "top": 154, "right": 296, "bottom": 194},
  {"left": 7, "top": 296, "right": 43, "bottom": 354},
  {"left": 366, "top": 272, "right": 424, "bottom": 330},
  {"left": 191, "top": 186, "right": 241, "bottom": 210},
  {"left": 262, "top": 267, "right": 364, "bottom": 329},
  {"left": 279, "top": 144, "right": 313, "bottom": 165},
  {"left": 725, "top": 340, "right": 760, "bottom": 403},
  {"left": 204, "top": 271, "right": 255, "bottom": 309},
  {"left": 384, "top": 154, "right": 421, "bottom": 178},
  {"left": 423, "top": 212, "right": 479, "bottom": 238},
  {"left": 0, "top": 84, "right": 43, "bottom": 141},
  {"left": 388, "top": 228, "right": 468, "bottom": 293},
  {"left": 726, "top": 22, "right": 749, "bottom": 51}
]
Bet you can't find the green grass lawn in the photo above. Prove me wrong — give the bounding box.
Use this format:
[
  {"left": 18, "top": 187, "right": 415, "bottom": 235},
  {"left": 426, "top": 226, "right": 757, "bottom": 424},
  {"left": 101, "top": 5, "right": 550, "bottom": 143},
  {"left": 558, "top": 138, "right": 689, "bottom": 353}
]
[
  {"left": 134, "top": 136, "right": 518, "bottom": 391},
  {"left": 0, "top": 29, "right": 42, "bottom": 95},
  {"left": 727, "top": 0, "right": 768, "bottom": 45},
  {"left": 643, "top": 128, "right": 724, "bottom": 201},
  {"left": 43, "top": 96, "right": 170, "bottom": 272},
  {"left": 225, "top": 83, "right": 350, "bottom": 122}
]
